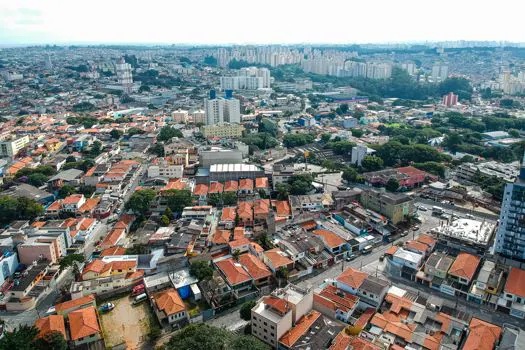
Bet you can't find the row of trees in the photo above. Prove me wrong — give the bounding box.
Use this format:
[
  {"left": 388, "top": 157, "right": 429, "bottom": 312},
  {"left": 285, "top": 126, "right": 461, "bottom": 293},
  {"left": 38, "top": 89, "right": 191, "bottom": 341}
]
[
  {"left": 0, "top": 196, "right": 43, "bottom": 226},
  {"left": 282, "top": 133, "right": 315, "bottom": 148},
  {"left": 125, "top": 189, "right": 193, "bottom": 217}
]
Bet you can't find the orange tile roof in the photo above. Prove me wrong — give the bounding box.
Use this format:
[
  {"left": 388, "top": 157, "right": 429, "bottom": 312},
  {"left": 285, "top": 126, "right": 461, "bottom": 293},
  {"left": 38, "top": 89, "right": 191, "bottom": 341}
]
[
  {"left": 384, "top": 321, "right": 414, "bottom": 342},
  {"left": 78, "top": 198, "right": 100, "bottom": 213},
  {"left": 154, "top": 288, "right": 186, "bottom": 316},
  {"left": 336, "top": 268, "right": 368, "bottom": 289},
  {"left": 99, "top": 246, "right": 127, "bottom": 257},
  {"left": 315, "top": 285, "right": 358, "bottom": 312},
  {"left": 221, "top": 207, "right": 236, "bottom": 222},
  {"left": 216, "top": 258, "right": 252, "bottom": 286},
  {"left": 160, "top": 179, "right": 186, "bottom": 191},
  {"left": 111, "top": 260, "right": 137, "bottom": 271},
  {"left": 233, "top": 227, "right": 245, "bottom": 240},
  {"left": 354, "top": 307, "right": 375, "bottom": 329},
  {"left": 279, "top": 311, "right": 321, "bottom": 347},
  {"left": 405, "top": 240, "right": 429, "bottom": 253},
  {"left": 264, "top": 248, "right": 293, "bottom": 269},
  {"left": 35, "top": 315, "right": 67, "bottom": 339},
  {"left": 32, "top": 221, "right": 46, "bottom": 228},
  {"left": 385, "top": 246, "right": 399, "bottom": 256},
  {"left": 254, "top": 199, "right": 270, "bottom": 216},
  {"left": 239, "top": 178, "right": 254, "bottom": 190},
  {"left": 239, "top": 253, "right": 272, "bottom": 280},
  {"left": 62, "top": 194, "right": 84, "bottom": 205},
  {"left": 223, "top": 180, "right": 238, "bottom": 192},
  {"left": 47, "top": 200, "right": 62, "bottom": 211},
  {"left": 272, "top": 200, "right": 291, "bottom": 217},
  {"left": 193, "top": 184, "right": 208, "bottom": 196},
  {"left": 78, "top": 218, "right": 96, "bottom": 231},
  {"left": 237, "top": 201, "right": 253, "bottom": 220},
  {"left": 385, "top": 293, "right": 413, "bottom": 315},
  {"left": 55, "top": 294, "right": 95, "bottom": 313},
  {"left": 448, "top": 252, "right": 481, "bottom": 281},
  {"left": 208, "top": 182, "right": 224, "bottom": 194},
  {"left": 82, "top": 259, "right": 106, "bottom": 275},
  {"left": 229, "top": 237, "right": 251, "bottom": 250},
  {"left": 68, "top": 306, "right": 100, "bottom": 341},
  {"left": 505, "top": 267, "right": 525, "bottom": 298},
  {"left": 264, "top": 296, "right": 292, "bottom": 315},
  {"left": 255, "top": 177, "right": 269, "bottom": 188},
  {"left": 416, "top": 233, "right": 436, "bottom": 247},
  {"left": 330, "top": 333, "right": 381, "bottom": 350},
  {"left": 101, "top": 228, "right": 125, "bottom": 247},
  {"left": 211, "top": 230, "right": 231, "bottom": 245},
  {"left": 300, "top": 220, "right": 317, "bottom": 231},
  {"left": 313, "top": 229, "right": 346, "bottom": 248},
  {"left": 249, "top": 242, "right": 264, "bottom": 253},
  {"left": 463, "top": 318, "right": 502, "bottom": 350}
]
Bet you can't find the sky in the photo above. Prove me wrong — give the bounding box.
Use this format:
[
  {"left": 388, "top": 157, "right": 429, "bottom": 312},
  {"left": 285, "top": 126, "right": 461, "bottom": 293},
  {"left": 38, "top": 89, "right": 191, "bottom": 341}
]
[{"left": 1, "top": 0, "right": 524, "bottom": 46}]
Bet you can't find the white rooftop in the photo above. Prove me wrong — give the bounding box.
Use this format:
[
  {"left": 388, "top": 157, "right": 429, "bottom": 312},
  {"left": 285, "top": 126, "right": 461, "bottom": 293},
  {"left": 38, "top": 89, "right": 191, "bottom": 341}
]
[
  {"left": 394, "top": 248, "right": 424, "bottom": 264},
  {"left": 210, "top": 163, "right": 260, "bottom": 172},
  {"left": 431, "top": 218, "right": 495, "bottom": 246}
]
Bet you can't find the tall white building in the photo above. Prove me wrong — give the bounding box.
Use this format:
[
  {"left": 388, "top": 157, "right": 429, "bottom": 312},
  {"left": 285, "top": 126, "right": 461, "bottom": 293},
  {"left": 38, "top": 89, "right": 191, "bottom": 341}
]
[
  {"left": 115, "top": 58, "right": 133, "bottom": 93},
  {"left": 220, "top": 67, "right": 271, "bottom": 90},
  {"left": 432, "top": 64, "right": 449, "bottom": 82},
  {"left": 0, "top": 135, "right": 30, "bottom": 158},
  {"left": 204, "top": 91, "right": 241, "bottom": 125}
]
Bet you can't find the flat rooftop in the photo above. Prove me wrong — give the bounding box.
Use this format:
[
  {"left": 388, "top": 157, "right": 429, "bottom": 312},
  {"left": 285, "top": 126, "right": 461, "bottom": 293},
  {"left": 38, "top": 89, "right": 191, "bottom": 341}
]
[{"left": 431, "top": 218, "right": 495, "bottom": 246}]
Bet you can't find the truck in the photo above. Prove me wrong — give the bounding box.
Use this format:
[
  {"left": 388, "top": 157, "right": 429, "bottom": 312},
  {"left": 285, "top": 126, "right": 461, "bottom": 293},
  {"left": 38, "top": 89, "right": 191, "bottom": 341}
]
[{"left": 432, "top": 206, "right": 444, "bottom": 215}]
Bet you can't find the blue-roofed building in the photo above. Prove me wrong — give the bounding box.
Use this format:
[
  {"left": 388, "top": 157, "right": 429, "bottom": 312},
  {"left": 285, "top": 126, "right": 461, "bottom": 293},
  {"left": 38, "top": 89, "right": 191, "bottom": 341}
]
[{"left": 169, "top": 268, "right": 199, "bottom": 300}]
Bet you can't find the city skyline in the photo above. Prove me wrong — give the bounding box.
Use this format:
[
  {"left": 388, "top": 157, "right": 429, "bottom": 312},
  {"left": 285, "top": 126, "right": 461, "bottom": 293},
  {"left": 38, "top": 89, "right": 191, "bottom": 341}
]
[{"left": 1, "top": 0, "right": 525, "bottom": 45}]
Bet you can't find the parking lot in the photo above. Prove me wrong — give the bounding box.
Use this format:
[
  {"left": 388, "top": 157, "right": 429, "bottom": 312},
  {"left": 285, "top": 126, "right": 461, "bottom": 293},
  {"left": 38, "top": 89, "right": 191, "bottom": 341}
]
[{"left": 99, "top": 294, "right": 156, "bottom": 349}]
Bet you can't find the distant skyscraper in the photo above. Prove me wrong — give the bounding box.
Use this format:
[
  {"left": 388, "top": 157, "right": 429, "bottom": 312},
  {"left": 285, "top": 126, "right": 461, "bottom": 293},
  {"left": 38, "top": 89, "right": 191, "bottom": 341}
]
[
  {"left": 494, "top": 153, "right": 525, "bottom": 261},
  {"left": 115, "top": 57, "right": 133, "bottom": 93},
  {"left": 432, "top": 64, "right": 449, "bottom": 82},
  {"left": 442, "top": 92, "right": 458, "bottom": 107}
]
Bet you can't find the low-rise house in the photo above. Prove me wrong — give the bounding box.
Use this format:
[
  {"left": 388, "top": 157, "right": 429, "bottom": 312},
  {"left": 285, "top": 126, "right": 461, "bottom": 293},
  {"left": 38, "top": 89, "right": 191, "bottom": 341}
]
[
  {"left": 220, "top": 207, "right": 236, "bottom": 229},
  {"left": 81, "top": 259, "right": 137, "bottom": 281},
  {"left": 404, "top": 239, "right": 432, "bottom": 258},
  {"left": 467, "top": 260, "right": 505, "bottom": 305},
  {"left": 497, "top": 267, "right": 525, "bottom": 319},
  {"left": 313, "top": 229, "right": 349, "bottom": 257},
  {"left": 462, "top": 318, "right": 502, "bottom": 350},
  {"left": 272, "top": 200, "right": 292, "bottom": 221},
  {"left": 238, "top": 178, "right": 254, "bottom": 196},
  {"left": 237, "top": 201, "right": 253, "bottom": 227},
  {"left": 215, "top": 258, "right": 255, "bottom": 299},
  {"left": 416, "top": 252, "right": 455, "bottom": 289},
  {"left": 151, "top": 288, "right": 189, "bottom": 327},
  {"left": 223, "top": 180, "right": 238, "bottom": 193},
  {"left": 254, "top": 199, "right": 270, "bottom": 222},
  {"left": 443, "top": 252, "right": 481, "bottom": 297},
  {"left": 192, "top": 184, "right": 208, "bottom": 205},
  {"left": 55, "top": 294, "right": 96, "bottom": 316},
  {"left": 313, "top": 284, "right": 359, "bottom": 323},
  {"left": 336, "top": 268, "right": 389, "bottom": 309},
  {"left": 35, "top": 314, "right": 67, "bottom": 341},
  {"left": 384, "top": 246, "right": 424, "bottom": 280},
  {"left": 255, "top": 177, "right": 270, "bottom": 195},
  {"left": 17, "top": 236, "right": 61, "bottom": 265},
  {"left": 68, "top": 306, "right": 102, "bottom": 347},
  {"left": 239, "top": 253, "right": 272, "bottom": 288},
  {"left": 263, "top": 248, "right": 294, "bottom": 274}
]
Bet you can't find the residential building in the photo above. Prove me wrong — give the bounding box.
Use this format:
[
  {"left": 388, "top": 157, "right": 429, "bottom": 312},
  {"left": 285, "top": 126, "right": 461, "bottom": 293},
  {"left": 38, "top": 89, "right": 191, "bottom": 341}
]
[
  {"left": 68, "top": 306, "right": 102, "bottom": 346},
  {"left": 199, "top": 148, "right": 243, "bottom": 167},
  {"left": 432, "top": 63, "right": 449, "bottom": 82},
  {"left": 204, "top": 90, "right": 241, "bottom": 125},
  {"left": 0, "top": 135, "right": 30, "bottom": 158},
  {"left": 416, "top": 252, "right": 455, "bottom": 288},
  {"left": 115, "top": 57, "right": 133, "bottom": 93},
  {"left": 172, "top": 109, "right": 189, "bottom": 123},
  {"left": 251, "top": 284, "right": 313, "bottom": 347},
  {"left": 263, "top": 248, "right": 294, "bottom": 274},
  {"left": 494, "top": 155, "right": 525, "bottom": 261},
  {"left": 462, "top": 318, "right": 502, "bottom": 350},
  {"left": 444, "top": 252, "right": 481, "bottom": 297},
  {"left": 201, "top": 123, "right": 244, "bottom": 138},
  {"left": 497, "top": 267, "right": 525, "bottom": 319},
  {"left": 313, "top": 284, "right": 359, "bottom": 323},
  {"left": 431, "top": 218, "right": 496, "bottom": 254},
  {"left": 215, "top": 258, "right": 255, "bottom": 299},
  {"left": 468, "top": 260, "right": 505, "bottom": 305},
  {"left": 151, "top": 288, "right": 189, "bottom": 327},
  {"left": 442, "top": 92, "right": 458, "bottom": 106},
  {"left": 312, "top": 229, "right": 349, "bottom": 257},
  {"left": 359, "top": 188, "right": 414, "bottom": 224},
  {"left": 35, "top": 315, "right": 67, "bottom": 341},
  {"left": 336, "top": 268, "right": 389, "bottom": 309}
]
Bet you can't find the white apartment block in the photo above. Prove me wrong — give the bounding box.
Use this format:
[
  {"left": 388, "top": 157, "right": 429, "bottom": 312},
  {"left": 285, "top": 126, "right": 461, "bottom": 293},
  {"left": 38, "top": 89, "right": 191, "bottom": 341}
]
[
  {"left": 148, "top": 162, "right": 184, "bottom": 179},
  {"left": 172, "top": 110, "right": 189, "bottom": 124},
  {"left": 432, "top": 64, "right": 449, "bottom": 82},
  {"left": 204, "top": 98, "right": 240, "bottom": 125},
  {"left": 191, "top": 110, "right": 206, "bottom": 125},
  {"left": 0, "top": 135, "right": 30, "bottom": 158}
]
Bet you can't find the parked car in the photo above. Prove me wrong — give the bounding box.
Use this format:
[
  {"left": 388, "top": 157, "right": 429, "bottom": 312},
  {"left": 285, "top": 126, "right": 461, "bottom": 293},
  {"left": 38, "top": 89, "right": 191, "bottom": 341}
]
[
  {"left": 401, "top": 231, "right": 409, "bottom": 237},
  {"left": 133, "top": 293, "right": 147, "bottom": 305},
  {"left": 99, "top": 302, "right": 115, "bottom": 312},
  {"left": 412, "top": 225, "right": 420, "bottom": 231}
]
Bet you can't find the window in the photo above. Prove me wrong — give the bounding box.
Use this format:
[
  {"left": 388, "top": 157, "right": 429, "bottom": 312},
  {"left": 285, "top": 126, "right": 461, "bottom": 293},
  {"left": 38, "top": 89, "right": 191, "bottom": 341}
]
[
  {"left": 263, "top": 322, "right": 267, "bottom": 326},
  {"left": 270, "top": 325, "right": 274, "bottom": 330}
]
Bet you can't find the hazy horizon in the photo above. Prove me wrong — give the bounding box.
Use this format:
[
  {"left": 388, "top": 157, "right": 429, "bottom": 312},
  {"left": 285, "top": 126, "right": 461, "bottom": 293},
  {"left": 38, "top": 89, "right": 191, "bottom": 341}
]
[{"left": 1, "top": 0, "right": 525, "bottom": 46}]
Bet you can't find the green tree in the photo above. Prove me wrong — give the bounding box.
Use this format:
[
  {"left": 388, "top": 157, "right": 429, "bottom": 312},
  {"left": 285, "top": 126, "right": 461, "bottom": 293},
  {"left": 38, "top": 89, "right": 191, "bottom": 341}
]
[
  {"left": 125, "top": 189, "right": 157, "bottom": 216},
  {"left": 0, "top": 196, "right": 43, "bottom": 226},
  {"left": 204, "top": 55, "right": 218, "bottom": 66},
  {"left": 27, "top": 173, "right": 48, "bottom": 187},
  {"left": 385, "top": 178, "right": 400, "bottom": 192},
  {"left": 288, "top": 174, "right": 314, "bottom": 195},
  {"left": 65, "top": 155, "right": 77, "bottom": 163},
  {"left": 110, "top": 129, "right": 123, "bottom": 139},
  {"left": 0, "top": 326, "right": 38, "bottom": 350},
  {"left": 160, "top": 214, "right": 170, "bottom": 226},
  {"left": 59, "top": 254, "right": 85, "bottom": 272},
  {"left": 321, "top": 133, "right": 331, "bottom": 143},
  {"left": 164, "top": 189, "right": 193, "bottom": 214},
  {"left": 350, "top": 128, "right": 364, "bottom": 138},
  {"left": 157, "top": 126, "right": 183, "bottom": 142},
  {"left": 275, "top": 183, "right": 290, "bottom": 200},
  {"left": 189, "top": 261, "right": 213, "bottom": 281},
  {"left": 78, "top": 185, "right": 96, "bottom": 197},
  {"left": 34, "top": 330, "right": 68, "bottom": 350},
  {"left": 164, "top": 207, "right": 174, "bottom": 220},
  {"left": 128, "top": 127, "right": 145, "bottom": 136},
  {"left": 207, "top": 193, "right": 222, "bottom": 207},
  {"left": 342, "top": 167, "right": 358, "bottom": 183},
  {"left": 57, "top": 185, "right": 77, "bottom": 199},
  {"left": 240, "top": 300, "right": 256, "bottom": 321},
  {"left": 258, "top": 119, "right": 278, "bottom": 137},
  {"left": 438, "top": 77, "right": 473, "bottom": 100},
  {"left": 222, "top": 192, "right": 238, "bottom": 206},
  {"left": 232, "top": 249, "right": 241, "bottom": 262},
  {"left": 361, "top": 155, "right": 384, "bottom": 172}
]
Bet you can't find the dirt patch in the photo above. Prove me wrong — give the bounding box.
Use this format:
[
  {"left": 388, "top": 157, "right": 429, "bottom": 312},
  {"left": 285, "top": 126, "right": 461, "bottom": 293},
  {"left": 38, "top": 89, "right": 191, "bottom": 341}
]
[{"left": 100, "top": 295, "right": 155, "bottom": 349}]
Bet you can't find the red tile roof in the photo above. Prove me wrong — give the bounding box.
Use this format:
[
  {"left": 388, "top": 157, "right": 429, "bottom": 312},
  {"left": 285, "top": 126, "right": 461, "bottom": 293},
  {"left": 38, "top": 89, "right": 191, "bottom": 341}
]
[
  {"left": 254, "top": 199, "right": 270, "bottom": 216},
  {"left": 448, "top": 252, "right": 481, "bottom": 281},
  {"left": 216, "top": 258, "right": 252, "bottom": 286},
  {"left": 239, "top": 178, "right": 254, "bottom": 190},
  {"left": 272, "top": 200, "right": 291, "bottom": 217},
  {"left": 505, "top": 267, "right": 525, "bottom": 298},
  {"left": 313, "top": 229, "right": 346, "bottom": 248},
  {"left": 154, "top": 288, "right": 186, "bottom": 316},
  {"left": 264, "top": 248, "right": 293, "bottom": 269},
  {"left": 208, "top": 182, "right": 224, "bottom": 194},
  {"left": 237, "top": 201, "right": 253, "bottom": 220},
  {"left": 315, "top": 284, "right": 358, "bottom": 312},
  {"left": 55, "top": 294, "right": 95, "bottom": 313},
  {"left": 239, "top": 253, "right": 272, "bottom": 280},
  {"left": 99, "top": 246, "right": 126, "bottom": 257},
  {"left": 223, "top": 180, "right": 238, "bottom": 192},
  {"left": 330, "top": 332, "right": 381, "bottom": 350},
  {"left": 68, "top": 306, "right": 100, "bottom": 341},
  {"left": 221, "top": 207, "right": 236, "bottom": 222},
  {"left": 336, "top": 268, "right": 368, "bottom": 289},
  {"left": 211, "top": 230, "right": 231, "bottom": 245},
  {"left": 463, "top": 318, "right": 502, "bottom": 350},
  {"left": 264, "top": 296, "right": 292, "bottom": 315},
  {"left": 255, "top": 177, "right": 269, "bottom": 188},
  {"left": 279, "top": 311, "right": 321, "bottom": 347},
  {"left": 35, "top": 315, "right": 67, "bottom": 339},
  {"left": 193, "top": 184, "right": 208, "bottom": 196}
]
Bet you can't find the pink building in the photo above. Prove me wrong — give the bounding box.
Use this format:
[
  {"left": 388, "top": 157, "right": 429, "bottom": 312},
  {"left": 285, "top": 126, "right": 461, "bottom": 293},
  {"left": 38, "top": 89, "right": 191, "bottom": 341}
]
[
  {"left": 17, "top": 237, "right": 60, "bottom": 265},
  {"left": 442, "top": 92, "right": 458, "bottom": 107}
]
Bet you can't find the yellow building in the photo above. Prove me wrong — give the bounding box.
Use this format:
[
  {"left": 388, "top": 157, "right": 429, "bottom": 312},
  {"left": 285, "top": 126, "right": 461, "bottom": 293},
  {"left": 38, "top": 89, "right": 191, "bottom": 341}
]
[{"left": 201, "top": 123, "right": 244, "bottom": 138}]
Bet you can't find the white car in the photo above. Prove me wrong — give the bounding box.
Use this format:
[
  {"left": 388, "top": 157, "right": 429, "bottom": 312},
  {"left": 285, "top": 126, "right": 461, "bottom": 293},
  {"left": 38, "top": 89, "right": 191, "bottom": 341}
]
[{"left": 417, "top": 206, "right": 428, "bottom": 211}]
